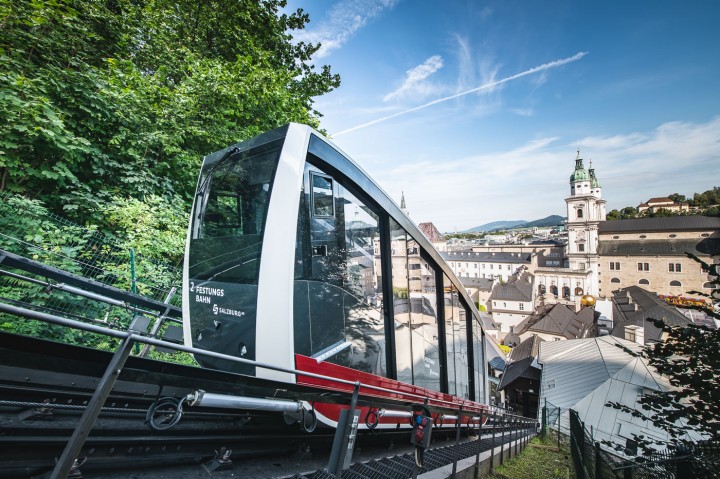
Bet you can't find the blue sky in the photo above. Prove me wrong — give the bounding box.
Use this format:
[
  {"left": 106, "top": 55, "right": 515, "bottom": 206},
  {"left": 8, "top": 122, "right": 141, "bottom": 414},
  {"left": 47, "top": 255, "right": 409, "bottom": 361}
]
[{"left": 287, "top": 0, "right": 720, "bottom": 232}]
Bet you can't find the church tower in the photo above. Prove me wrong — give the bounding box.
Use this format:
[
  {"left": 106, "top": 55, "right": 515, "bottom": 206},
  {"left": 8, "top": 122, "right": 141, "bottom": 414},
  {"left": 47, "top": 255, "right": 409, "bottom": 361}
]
[
  {"left": 565, "top": 151, "right": 606, "bottom": 296},
  {"left": 400, "top": 191, "right": 410, "bottom": 218}
]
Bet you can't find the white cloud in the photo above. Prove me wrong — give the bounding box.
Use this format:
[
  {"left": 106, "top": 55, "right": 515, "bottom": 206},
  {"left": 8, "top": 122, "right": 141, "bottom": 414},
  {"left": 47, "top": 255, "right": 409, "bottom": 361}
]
[
  {"left": 383, "top": 55, "right": 445, "bottom": 102},
  {"left": 333, "top": 51, "right": 588, "bottom": 136},
  {"left": 292, "top": 0, "right": 399, "bottom": 59},
  {"left": 511, "top": 108, "right": 534, "bottom": 117},
  {"left": 360, "top": 117, "right": 720, "bottom": 231}
]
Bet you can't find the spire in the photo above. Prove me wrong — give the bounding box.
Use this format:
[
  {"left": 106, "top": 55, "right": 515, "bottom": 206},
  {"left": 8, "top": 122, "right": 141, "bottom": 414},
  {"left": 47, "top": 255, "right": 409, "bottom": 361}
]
[
  {"left": 570, "top": 150, "right": 590, "bottom": 183},
  {"left": 400, "top": 191, "right": 410, "bottom": 217},
  {"left": 589, "top": 159, "right": 601, "bottom": 188}
]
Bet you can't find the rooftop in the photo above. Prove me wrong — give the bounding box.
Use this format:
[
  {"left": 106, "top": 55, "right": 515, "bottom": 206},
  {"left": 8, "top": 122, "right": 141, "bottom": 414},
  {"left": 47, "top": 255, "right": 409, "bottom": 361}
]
[
  {"left": 611, "top": 286, "right": 692, "bottom": 342},
  {"left": 599, "top": 216, "right": 720, "bottom": 233},
  {"left": 490, "top": 271, "right": 533, "bottom": 302},
  {"left": 598, "top": 238, "right": 720, "bottom": 257},
  {"left": 440, "top": 250, "right": 532, "bottom": 264},
  {"left": 516, "top": 303, "right": 596, "bottom": 339}
]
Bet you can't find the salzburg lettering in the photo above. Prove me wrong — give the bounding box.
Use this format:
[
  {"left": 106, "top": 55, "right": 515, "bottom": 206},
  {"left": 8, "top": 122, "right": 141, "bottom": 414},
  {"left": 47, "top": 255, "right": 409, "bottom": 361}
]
[{"left": 212, "top": 304, "right": 245, "bottom": 317}]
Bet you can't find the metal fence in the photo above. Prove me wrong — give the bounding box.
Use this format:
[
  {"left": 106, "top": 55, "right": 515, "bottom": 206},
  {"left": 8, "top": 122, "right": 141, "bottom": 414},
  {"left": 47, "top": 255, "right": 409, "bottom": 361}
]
[
  {"left": 0, "top": 194, "right": 183, "bottom": 352},
  {"left": 0, "top": 194, "right": 181, "bottom": 305},
  {"left": 569, "top": 409, "right": 720, "bottom": 479}
]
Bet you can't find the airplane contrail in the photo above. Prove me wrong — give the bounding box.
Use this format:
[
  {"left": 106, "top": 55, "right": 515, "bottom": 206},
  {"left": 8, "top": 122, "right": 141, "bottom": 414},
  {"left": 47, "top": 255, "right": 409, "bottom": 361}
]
[{"left": 332, "top": 51, "right": 589, "bottom": 137}]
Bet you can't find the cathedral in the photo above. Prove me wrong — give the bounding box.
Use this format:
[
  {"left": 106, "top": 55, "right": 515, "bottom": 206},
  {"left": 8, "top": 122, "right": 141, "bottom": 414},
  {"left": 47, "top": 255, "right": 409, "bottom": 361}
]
[{"left": 534, "top": 151, "right": 605, "bottom": 300}]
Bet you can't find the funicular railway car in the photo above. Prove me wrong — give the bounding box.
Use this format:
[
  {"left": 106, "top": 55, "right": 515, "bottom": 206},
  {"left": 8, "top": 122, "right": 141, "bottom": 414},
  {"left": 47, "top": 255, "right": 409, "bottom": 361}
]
[{"left": 183, "top": 123, "right": 489, "bottom": 429}]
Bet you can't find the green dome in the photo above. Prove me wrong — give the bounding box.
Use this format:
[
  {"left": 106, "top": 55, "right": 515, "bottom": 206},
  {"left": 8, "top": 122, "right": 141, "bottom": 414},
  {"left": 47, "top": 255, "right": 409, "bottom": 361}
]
[{"left": 570, "top": 157, "right": 590, "bottom": 182}]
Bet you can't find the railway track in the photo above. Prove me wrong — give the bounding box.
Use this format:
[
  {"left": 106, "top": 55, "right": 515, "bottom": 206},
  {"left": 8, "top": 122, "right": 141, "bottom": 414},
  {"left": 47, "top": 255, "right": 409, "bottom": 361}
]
[{"left": 1, "top": 331, "right": 523, "bottom": 478}]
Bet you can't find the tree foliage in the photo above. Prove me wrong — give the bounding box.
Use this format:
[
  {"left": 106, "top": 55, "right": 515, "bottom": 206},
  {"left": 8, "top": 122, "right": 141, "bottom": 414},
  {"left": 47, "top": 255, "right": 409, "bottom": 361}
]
[
  {"left": 607, "top": 253, "right": 720, "bottom": 453},
  {"left": 0, "top": 0, "right": 340, "bottom": 232},
  {"left": 606, "top": 187, "right": 720, "bottom": 221}
]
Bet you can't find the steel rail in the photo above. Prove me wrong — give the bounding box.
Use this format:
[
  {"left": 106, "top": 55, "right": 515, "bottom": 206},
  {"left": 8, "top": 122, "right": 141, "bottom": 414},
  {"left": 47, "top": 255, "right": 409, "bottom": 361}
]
[{"left": 0, "top": 301, "right": 495, "bottom": 414}]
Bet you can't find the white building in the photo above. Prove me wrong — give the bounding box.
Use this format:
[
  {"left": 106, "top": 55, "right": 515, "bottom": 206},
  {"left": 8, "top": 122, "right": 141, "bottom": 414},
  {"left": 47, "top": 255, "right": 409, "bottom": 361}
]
[
  {"left": 535, "top": 152, "right": 605, "bottom": 302},
  {"left": 538, "top": 336, "right": 702, "bottom": 454},
  {"left": 441, "top": 250, "right": 532, "bottom": 282}
]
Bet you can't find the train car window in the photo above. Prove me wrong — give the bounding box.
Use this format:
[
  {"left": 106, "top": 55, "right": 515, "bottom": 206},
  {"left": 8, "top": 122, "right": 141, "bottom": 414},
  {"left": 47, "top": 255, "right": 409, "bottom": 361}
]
[
  {"left": 311, "top": 173, "right": 334, "bottom": 217},
  {"left": 471, "top": 312, "right": 485, "bottom": 403},
  {"left": 204, "top": 193, "right": 242, "bottom": 231},
  {"left": 444, "top": 275, "right": 470, "bottom": 399},
  {"left": 293, "top": 164, "right": 387, "bottom": 377},
  {"left": 186, "top": 137, "right": 283, "bottom": 375},
  {"left": 390, "top": 219, "right": 441, "bottom": 391}
]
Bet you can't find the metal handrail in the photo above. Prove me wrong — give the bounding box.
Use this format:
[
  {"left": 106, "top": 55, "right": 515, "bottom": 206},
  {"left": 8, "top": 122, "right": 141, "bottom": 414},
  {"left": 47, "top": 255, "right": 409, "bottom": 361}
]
[{"left": 0, "top": 301, "right": 497, "bottom": 414}]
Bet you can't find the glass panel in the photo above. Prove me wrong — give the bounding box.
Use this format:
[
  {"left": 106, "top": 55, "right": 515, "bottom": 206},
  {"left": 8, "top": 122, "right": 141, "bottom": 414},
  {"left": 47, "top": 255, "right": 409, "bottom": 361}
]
[
  {"left": 412, "top": 248, "right": 440, "bottom": 391},
  {"left": 187, "top": 137, "right": 284, "bottom": 374},
  {"left": 294, "top": 164, "right": 386, "bottom": 376},
  {"left": 472, "top": 313, "right": 485, "bottom": 403},
  {"left": 390, "top": 220, "right": 413, "bottom": 385},
  {"left": 312, "top": 173, "right": 334, "bottom": 217},
  {"left": 390, "top": 219, "right": 440, "bottom": 390},
  {"left": 444, "top": 275, "right": 469, "bottom": 399}
]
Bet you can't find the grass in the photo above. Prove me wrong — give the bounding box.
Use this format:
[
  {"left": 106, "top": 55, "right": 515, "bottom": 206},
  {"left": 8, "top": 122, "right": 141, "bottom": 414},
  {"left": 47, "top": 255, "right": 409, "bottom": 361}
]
[{"left": 484, "top": 435, "right": 576, "bottom": 479}]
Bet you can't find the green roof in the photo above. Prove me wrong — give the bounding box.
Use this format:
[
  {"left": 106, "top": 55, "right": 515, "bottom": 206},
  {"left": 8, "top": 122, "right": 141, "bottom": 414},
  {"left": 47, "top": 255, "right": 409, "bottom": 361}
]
[{"left": 570, "top": 157, "right": 590, "bottom": 182}]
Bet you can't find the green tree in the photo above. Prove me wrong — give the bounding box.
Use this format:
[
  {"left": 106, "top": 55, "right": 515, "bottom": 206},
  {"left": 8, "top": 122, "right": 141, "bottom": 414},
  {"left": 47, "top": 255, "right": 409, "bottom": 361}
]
[
  {"left": 620, "top": 206, "right": 639, "bottom": 219},
  {"left": 607, "top": 253, "right": 720, "bottom": 453},
  {"left": 668, "top": 193, "right": 686, "bottom": 204},
  {"left": 0, "top": 0, "right": 339, "bottom": 233},
  {"left": 606, "top": 209, "right": 621, "bottom": 221}
]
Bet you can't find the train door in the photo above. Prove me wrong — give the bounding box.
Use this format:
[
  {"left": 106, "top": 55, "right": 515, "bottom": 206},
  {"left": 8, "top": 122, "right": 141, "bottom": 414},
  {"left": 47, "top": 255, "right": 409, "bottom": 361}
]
[
  {"left": 308, "top": 170, "right": 343, "bottom": 286},
  {"left": 293, "top": 161, "right": 387, "bottom": 376}
]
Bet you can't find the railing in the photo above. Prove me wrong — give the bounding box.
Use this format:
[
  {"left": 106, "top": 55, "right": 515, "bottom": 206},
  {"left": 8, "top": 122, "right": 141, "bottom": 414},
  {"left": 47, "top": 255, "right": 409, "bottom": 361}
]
[
  {"left": 0, "top": 248, "right": 540, "bottom": 479},
  {"left": 568, "top": 409, "right": 719, "bottom": 479}
]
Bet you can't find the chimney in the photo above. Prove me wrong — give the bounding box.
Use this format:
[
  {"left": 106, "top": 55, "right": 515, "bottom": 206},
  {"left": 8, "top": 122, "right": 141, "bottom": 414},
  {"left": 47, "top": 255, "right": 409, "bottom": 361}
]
[{"left": 635, "top": 327, "right": 645, "bottom": 345}]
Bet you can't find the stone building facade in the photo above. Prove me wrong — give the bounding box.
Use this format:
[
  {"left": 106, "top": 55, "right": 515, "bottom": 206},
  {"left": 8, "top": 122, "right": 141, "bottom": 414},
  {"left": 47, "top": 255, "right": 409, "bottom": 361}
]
[{"left": 598, "top": 216, "right": 720, "bottom": 298}]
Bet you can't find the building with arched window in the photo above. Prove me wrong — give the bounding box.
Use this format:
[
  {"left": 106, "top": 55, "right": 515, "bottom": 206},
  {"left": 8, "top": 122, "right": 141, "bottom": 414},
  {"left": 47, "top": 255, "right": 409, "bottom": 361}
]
[
  {"left": 597, "top": 216, "right": 720, "bottom": 299},
  {"left": 534, "top": 151, "right": 604, "bottom": 303}
]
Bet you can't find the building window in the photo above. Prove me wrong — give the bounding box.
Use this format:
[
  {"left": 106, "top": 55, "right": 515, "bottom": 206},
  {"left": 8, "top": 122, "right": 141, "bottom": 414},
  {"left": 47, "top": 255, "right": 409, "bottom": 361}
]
[
  {"left": 625, "top": 327, "right": 636, "bottom": 342},
  {"left": 670, "top": 280, "right": 681, "bottom": 287},
  {"left": 637, "top": 263, "right": 649, "bottom": 272},
  {"left": 609, "top": 261, "right": 620, "bottom": 270},
  {"left": 474, "top": 264, "right": 477, "bottom": 268},
  {"left": 611, "top": 278, "right": 621, "bottom": 283},
  {"left": 577, "top": 208, "right": 584, "bottom": 218},
  {"left": 704, "top": 282, "right": 714, "bottom": 289},
  {"left": 578, "top": 243, "right": 585, "bottom": 252},
  {"left": 519, "top": 303, "right": 524, "bottom": 311},
  {"left": 668, "top": 263, "right": 681, "bottom": 273},
  {"left": 639, "top": 279, "right": 650, "bottom": 285},
  {"left": 639, "top": 235, "right": 647, "bottom": 239}
]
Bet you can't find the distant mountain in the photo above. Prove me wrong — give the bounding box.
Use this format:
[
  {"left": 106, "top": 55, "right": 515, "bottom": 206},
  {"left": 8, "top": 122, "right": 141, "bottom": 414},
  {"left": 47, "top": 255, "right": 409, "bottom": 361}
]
[
  {"left": 463, "top": 220, "right": 527, "bottom": 233},
  {"left": 463, "top": 215, "right": 565, "bottom": 233},
  {"left": 521, "top": 215, "right": 566, "bottom": 228}
]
